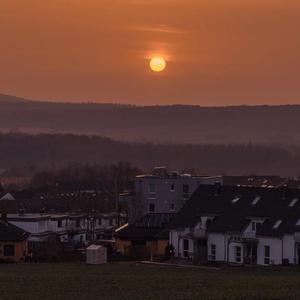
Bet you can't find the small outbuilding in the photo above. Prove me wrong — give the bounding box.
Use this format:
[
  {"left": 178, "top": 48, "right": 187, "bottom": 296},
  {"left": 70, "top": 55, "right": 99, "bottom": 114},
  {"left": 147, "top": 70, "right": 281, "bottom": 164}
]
[{"left": 86, "top": 244, "right": 107, "bottom": 265}]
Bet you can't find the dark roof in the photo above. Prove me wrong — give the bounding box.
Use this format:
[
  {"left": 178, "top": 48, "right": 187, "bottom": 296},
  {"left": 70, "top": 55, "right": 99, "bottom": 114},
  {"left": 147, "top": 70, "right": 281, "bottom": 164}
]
[
  {"left": 116, "top": 213, "right": 175, "bottom": 240},
  {"left": 222, "top": 175, "right": 287, "bottom": 188},
  {"left": 169, "top": 185, "right": 300, "bottom": 237},
  {"left": 0, "top": 220, "right": 29, "bottom": 242}
]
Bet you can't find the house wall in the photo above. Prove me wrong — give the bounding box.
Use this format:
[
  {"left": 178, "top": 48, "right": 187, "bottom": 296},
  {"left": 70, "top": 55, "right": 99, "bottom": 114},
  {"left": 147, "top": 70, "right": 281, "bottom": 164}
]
[
  {"left": 207, "top": 233, "right": 226, "bottom": 262},
  {"left": 116, "top": 239, "right": 167, "bottom": 257},
  {"left": 9, "top": 220, "right": 41, "bottom": 234},
  {"left": 116, "top": 239, "right": 131, "bottom": 254},
  {"left": 257, "top": 237, "right": 282, "bottom": 265},
  {"left": 283, "top": 235, "right": 295, "bottom": 264},
  {"left": 0, "top": 240, "right": 27, "bottom": 263},
  {"left": 130, "top": 177, "right": 202, "bottom": 223}
]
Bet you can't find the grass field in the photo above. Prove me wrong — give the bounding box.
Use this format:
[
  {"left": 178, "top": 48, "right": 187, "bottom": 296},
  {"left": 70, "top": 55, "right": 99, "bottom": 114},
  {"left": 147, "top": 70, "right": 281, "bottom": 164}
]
[{"left": 1, "top": 263, "right": 300, "bottom": 299}]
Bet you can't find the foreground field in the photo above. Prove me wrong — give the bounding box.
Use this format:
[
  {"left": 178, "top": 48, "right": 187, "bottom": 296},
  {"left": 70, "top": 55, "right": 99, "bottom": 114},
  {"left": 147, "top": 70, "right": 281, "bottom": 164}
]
[{"left": 1, "top": 263, "right": 300, "bottom": 299}]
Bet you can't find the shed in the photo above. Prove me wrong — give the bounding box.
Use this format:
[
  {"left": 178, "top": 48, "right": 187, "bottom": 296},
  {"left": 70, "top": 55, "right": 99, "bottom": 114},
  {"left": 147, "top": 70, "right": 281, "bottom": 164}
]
[{"left": 86, "top": 245, "right": 107, "bottom": 265}]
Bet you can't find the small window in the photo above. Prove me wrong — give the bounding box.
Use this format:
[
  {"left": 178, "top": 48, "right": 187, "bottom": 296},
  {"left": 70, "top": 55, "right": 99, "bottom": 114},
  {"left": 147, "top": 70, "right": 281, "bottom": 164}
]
[
  {"left": 57, "top": 220, "right": 62, "bottom": 228},
  {"left": 232, "top": 196, "right": 240, "bottom": 204},
  {"left": 182, "top": 184, "right": 189, "bottom": 194},
  {"left": 109, "top": 218, "right": 113, "bottom": 226},
  {"left": 251, "top": 222, "right": 256, "bottom": 231},
  {"left": 252, "top": 196, "right": 261, "bottom": 205},
  {"left": 235, "top": 246, "right": 242, "bottom": 263},
  {"left": 76, "top": 219, "right": 81, "bottom": 227},
  {"left": 149, "top": 203, "right": 155, "bottom": 212},
  {"left": 170, "top": 184, "right": 175, "bottom": 192},
  {"left": 264, "top": 245, "right": 270, "bottom": 264},
  {"left": 3, "top": 245, "right": 15, "bottom": 257},
  {"left": 170, "top": 203, "right": 175, "bottom": 211},
  {"left": 210, "top": 244, "right": 216, "bottom": 261},
  {"left": 273, "top": 220, "right": 282, "bottom": 229},
  {"left": 149, "top": 183, "right": 156, "bottom": 194},
  {"left": 289, "top": 198, "right": 298, "bottom": 207}
]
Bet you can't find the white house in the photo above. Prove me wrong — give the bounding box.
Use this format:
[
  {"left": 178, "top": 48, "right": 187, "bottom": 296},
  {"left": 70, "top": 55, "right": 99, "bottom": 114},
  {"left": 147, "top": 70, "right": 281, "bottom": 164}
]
[
  {"left": 7, "top": 213, "right": 88, "bottom": 244},
  {"left": 169, "top": 184, "right": 300, "bottom": 266}
]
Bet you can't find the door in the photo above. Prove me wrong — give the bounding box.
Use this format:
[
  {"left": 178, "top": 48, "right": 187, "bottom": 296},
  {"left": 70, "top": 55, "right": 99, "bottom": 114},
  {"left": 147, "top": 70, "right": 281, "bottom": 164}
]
[{"left": 183, "top": 239, "right": 189, "bottom": 258}]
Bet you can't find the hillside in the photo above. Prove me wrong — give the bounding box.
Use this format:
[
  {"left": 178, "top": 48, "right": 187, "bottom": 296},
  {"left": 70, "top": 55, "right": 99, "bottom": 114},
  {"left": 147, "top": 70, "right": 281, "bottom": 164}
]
[
  {"left": 0, "top": 133, "right": 299, "bottom": 176},
  {"left": 0, "top": 94, "right": 300, "bottom": 145}
]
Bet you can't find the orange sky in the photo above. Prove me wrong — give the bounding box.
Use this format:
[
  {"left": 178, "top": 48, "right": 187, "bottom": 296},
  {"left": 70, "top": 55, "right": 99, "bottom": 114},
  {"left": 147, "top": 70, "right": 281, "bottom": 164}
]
[{"left": 1, "top": 0, "right": 300, "bottom": 105}]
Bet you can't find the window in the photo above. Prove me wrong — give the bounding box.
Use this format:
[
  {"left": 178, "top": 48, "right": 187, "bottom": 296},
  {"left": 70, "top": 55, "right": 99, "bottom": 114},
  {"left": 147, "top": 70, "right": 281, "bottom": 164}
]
[
  {"left": 264, "top": 245, "right": 270, "bottom": 264},
  {"left": 182, "top": 184, "right": 189, "bottom": 194},
  {"left": 273, "top": 220, "right": 282, "bottom": 229},
  {"left": 232, "top": 196, "right": 241, "bottom": 204},
  {"left": 235, "top": 246, "right": 242, "bottom": 263},
  {"left": 251, "top": 221, "right": 262, "bottom": 231},
  {"left": 3, "top": 245, "right": 15, "bottom": 257},
  {"left": 76, "top": 219, "right": 81, "bottom": 227},
  {"left": 149, "top": 203, "right": 155, "bottom": 212},
  {"left": 289, "top": 198, "right": 298, "bottom": 207},
  {"left": 148, "top": 183, "right": 156, "bottom": 194},
  {"left": 170, "top": 203, "right": 175, "bottom": 211},
  {"left": 109, "top": 218, "right": 113, "bottom": 226},
  {"left": 57, "top": 220, "right": 62, "bottom": 228},
  {"left": 210, "top": 244, "right": 216, "bottom": 261},
  {"left": 183, "top": 239, "right": 189, "bottom": 258},
  {"left": 170, "top": 184, "right": 175, "bottom": 192},
  {"left": 252, "top": 196, "right": 261, "bottom": 205}
]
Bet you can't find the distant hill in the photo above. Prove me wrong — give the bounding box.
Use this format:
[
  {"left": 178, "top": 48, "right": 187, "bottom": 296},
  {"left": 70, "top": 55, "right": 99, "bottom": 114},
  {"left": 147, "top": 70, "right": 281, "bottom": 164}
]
[
  {"left": 0, "top": 93, "right": 300, "bottom": 145},
  {"left": 0, "top": 133, "right": 299, "bottom": 176}
]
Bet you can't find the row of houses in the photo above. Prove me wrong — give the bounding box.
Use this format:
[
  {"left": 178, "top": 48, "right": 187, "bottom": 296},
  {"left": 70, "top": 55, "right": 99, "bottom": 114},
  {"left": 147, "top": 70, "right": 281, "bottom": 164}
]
[
  {"left": 116, "top": 168, "right": 300, "bottom": 266},
  {"left": 168, "top": 184, "right": 300, "bottom": 266},
  {"left": 0, "top": 211, "right": 125, "bottom": 262}
]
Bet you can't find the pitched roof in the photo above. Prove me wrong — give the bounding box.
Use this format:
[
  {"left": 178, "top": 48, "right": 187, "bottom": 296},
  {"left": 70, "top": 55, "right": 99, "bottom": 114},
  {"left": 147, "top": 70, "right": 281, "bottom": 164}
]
[
  {"left": 0, "top": 220, "right": 29, "bottom": 242},
  {"left": 169, "top": 185, "right": 300, "bottom": 237},
  {"left": 116, "top": 213, "right": 175, "bottom": 240}
]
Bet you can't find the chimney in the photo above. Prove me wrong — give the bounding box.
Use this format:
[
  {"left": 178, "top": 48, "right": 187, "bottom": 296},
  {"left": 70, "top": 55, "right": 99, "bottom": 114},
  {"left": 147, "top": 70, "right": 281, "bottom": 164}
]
[
  {"left": 1, "top": 213, "right": 7, "bottom": 222},
  {"left": 214, "top": 181, "right": 221, "bottom": 196}
]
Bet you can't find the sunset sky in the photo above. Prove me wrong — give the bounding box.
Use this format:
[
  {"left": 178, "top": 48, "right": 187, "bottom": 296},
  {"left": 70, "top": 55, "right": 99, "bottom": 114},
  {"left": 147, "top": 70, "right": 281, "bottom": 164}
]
[{"left": 1, "top": 0, "right": 300, "bottom": 105}]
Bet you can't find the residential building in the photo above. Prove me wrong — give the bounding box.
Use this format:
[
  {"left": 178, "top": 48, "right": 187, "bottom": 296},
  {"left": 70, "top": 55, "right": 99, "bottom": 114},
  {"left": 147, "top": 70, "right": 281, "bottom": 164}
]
[
  {"left": 7, "top": 213, "right": 88, "bottom": 244},
  {"left": 115, "top": 213, "right": 175, "bottom": 259},
  {"left": 119, "top": 167, "right": 221, "bottom": 223},
  {"left": 0, "top": 214, "right": 29, "bottom": 262},
  {"left": 169, "top": 184, "right": 300, "bottom": 266}
]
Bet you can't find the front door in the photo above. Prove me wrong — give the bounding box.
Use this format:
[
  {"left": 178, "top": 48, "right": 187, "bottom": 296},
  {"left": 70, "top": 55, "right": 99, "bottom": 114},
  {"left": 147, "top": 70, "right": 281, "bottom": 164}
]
[
  {"left": 244, "top": 243, "right": 257, "bottom": 265},
  {"left": 183, "top": 239, "right": 189, "bottom": 258}
]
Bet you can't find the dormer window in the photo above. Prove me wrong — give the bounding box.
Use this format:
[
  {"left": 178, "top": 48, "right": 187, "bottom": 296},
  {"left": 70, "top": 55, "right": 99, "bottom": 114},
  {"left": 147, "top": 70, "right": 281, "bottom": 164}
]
[
  {"left": 273, "top": 220, "right": 282, "bottom": 229},
  {"left": 232, "top": 196, "right": 240, "bottom": 204},
  {"left": 252, "top": 196, "right": 261, "bottom": 205},
  {"left": 289, "top": 198, "right": 298, "bottom": 207}
]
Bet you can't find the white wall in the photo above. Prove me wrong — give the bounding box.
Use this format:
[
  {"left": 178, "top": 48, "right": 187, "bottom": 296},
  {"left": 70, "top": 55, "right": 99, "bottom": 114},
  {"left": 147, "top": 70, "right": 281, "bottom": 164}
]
[
  {"left": 257, "top": 237, "right": 282, "bottom": 265},
  {"left": 207, "top": 233, "right": 226, "bottom": 262},
  {"left": 10, "top": 220, "right": 40, "bottom": 234},
  {"left": 283, "top": 235, "right": 295, "bottom": 264}
]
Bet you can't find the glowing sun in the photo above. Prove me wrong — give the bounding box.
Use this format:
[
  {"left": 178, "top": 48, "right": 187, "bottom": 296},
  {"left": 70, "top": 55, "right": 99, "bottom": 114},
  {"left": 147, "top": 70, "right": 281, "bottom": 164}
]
[{"left": 149, "top": 57, "right": 166, "bottom": 72}]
